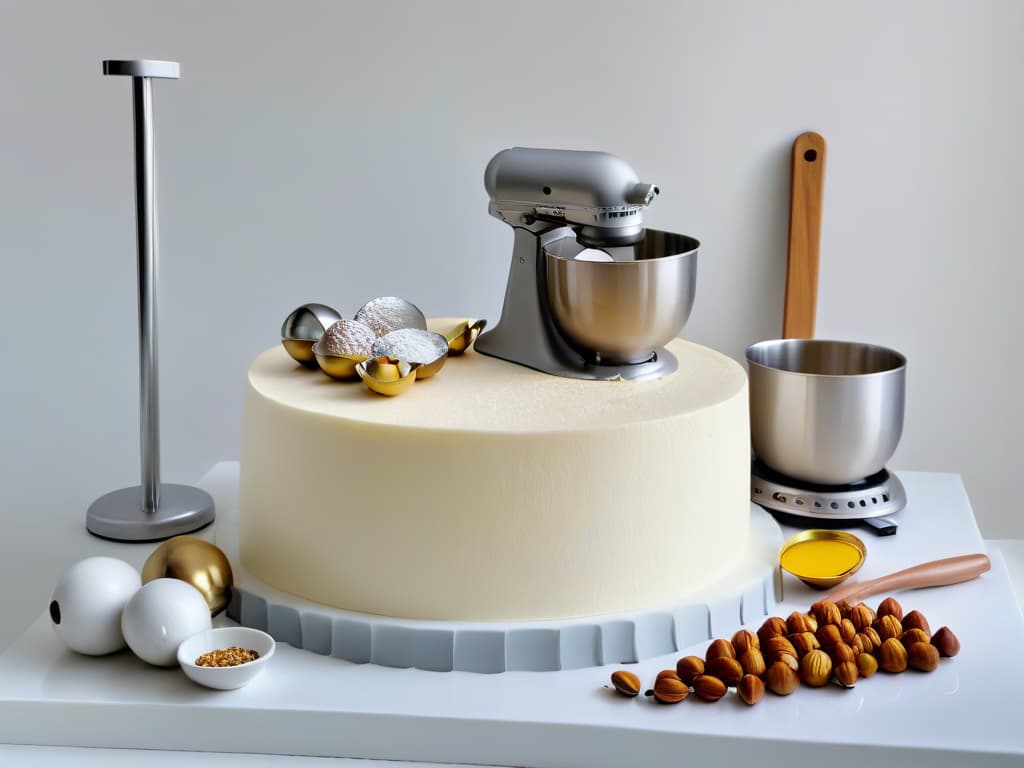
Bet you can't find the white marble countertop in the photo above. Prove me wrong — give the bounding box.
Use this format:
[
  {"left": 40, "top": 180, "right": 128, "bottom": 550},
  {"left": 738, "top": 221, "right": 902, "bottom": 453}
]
[{"left": 1, "top": 470, "right": 1021, "bottom": 767}]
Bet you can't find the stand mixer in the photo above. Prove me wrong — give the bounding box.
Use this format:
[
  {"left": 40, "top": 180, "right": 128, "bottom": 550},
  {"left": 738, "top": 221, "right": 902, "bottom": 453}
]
[{"left": 474, "top": 147, "right": 699, "bottom": 381}]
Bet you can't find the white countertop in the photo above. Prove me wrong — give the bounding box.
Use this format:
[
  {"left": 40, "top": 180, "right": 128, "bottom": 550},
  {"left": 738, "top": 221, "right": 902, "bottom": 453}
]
[{"left": 1, "top": 470, "right": 1022, "bottom": 767}]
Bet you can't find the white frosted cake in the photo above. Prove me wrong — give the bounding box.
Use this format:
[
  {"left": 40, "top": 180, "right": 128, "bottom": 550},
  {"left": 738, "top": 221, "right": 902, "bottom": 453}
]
[{"left": 239, "top": 326, "right": 751, "bottom": 622}]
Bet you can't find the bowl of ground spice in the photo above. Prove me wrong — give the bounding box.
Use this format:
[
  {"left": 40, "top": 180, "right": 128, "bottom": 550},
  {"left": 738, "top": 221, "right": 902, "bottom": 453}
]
[{"left": 177, "top": 626, "right": 275, "bottom": 690}]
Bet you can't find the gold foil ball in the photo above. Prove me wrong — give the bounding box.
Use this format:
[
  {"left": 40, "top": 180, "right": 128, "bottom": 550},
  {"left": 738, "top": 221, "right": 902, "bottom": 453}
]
[{"left": 142, "top": 536, "right": 233, "bottom": 616}]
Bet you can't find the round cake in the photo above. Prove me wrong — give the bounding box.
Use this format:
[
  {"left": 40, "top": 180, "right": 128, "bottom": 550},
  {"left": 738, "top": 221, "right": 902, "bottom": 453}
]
[{"left": 239, "top": 324, "right": 751, "bottom": 622}]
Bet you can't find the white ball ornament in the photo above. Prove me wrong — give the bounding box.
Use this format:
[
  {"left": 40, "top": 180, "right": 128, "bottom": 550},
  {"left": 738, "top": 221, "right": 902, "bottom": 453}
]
[
  {"left": 49, "top": 556, "right": 141, "bottom": 655},
  {"left": 121, "top": 578, "right": 212, "bottom": 666}
]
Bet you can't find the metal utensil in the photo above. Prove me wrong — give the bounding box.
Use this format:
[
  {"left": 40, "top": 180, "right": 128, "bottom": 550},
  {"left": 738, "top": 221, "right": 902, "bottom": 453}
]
[
  {"left": 827, "top": 553, "right": 991, "bottom": 604},
  {"left": 544, "top": 230, "right": 698, "bottom": 365},
  {"left": 86, "top": 59, "right": 215, "bottom": 541},
  {"left": 747, "top": 339, "right": 906, "bottom": 485}
]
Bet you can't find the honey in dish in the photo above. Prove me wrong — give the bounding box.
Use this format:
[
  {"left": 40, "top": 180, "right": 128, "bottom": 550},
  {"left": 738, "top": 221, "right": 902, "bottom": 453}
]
[{"left": 780, "top": 539, "right": 862, "bottom": 578}]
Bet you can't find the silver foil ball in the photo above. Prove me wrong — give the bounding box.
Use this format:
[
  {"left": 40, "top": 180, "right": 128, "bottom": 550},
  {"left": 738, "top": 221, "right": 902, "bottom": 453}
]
[{"left": 354, "top": 297, "right": 427, "bottom": 338}]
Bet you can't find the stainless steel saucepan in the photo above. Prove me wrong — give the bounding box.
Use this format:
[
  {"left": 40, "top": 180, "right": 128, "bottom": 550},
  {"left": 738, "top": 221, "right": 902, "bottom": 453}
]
[{"left": 746, "top": 338, "right": 906, "bottom": 485}]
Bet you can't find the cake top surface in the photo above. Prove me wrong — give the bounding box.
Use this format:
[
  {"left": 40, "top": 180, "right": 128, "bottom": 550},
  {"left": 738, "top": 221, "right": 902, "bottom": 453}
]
[{"left": 249, "top": 320, "right": 746, "bottom": 434}]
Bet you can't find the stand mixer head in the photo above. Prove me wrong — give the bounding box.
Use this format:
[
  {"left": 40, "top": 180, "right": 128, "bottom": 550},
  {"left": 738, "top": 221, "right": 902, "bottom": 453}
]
[{"left": 474, "top": 147, "right": 699, "bottom": 380}]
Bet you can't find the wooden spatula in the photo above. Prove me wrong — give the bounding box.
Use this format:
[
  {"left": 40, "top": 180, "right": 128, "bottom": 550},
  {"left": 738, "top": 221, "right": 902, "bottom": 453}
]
[{"left": 782, "top": 132, "right": 827, "bottom": 339}]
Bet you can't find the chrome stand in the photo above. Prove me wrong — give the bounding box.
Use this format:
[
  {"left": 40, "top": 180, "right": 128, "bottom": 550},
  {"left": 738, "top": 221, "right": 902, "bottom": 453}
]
[{"left": 87, "top": 59, "right": 214, "bottom": 541}]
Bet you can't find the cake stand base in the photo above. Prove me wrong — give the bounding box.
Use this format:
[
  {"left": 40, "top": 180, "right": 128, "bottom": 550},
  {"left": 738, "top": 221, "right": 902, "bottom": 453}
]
[{"left": 86, "top": 484, "right": 215, "bottom": 542}]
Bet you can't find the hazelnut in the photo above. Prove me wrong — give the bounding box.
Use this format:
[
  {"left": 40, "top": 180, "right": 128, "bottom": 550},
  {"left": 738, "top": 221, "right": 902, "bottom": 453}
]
[
  {"left": 907, "top": 641, "right": 941, "bottom": 672},
  {"left": 790, "top": 631, "right": 820, "bottom": 657},
  {"left": 705, "top": 638, "right": 736, "bottom": 662},
  {"left": 834, "top": 660, "right": 859, "bottom": 688},
  {"left": 839, "top": 618, "right": 857, "bottom": 644},
  {"left": 738, "top": 674, "right": 765, "bottom": 706},
  {"left": 610, "top": 670, "right": 641, "bottom": 697},
  {"left": 740, "top": 647, "right": 767, "bottom": 678},
  {"left": 876, "top": 614, "right": 903, "bottom": 641},
  {"left": 902, "top": 609, "right": 931, "bottom": 636},
  {"left": 901, "top": 628, "right": 930, "bottom": 647},
  {"left": 731, "top": 629, "right": 759, "bottom": 655},
  {"left": 652, "top": 673, "right": 689, "bottom": 704},
  {"left": 763, "top": 635, "right": 797, "bottom": 661},
  {"left": 692, "top": 674, "right": 727, "bottom": 702},
  {"left": 856, "top": 651, "right": 879, "bottom": 678},
  {"left": 849, "top": 603, "right": 875, "bottom": 630},
  {"left": 830, "top": 641, "right": 855, "bottom": 665},
  {"left": 675, "top": 655, "right": 705, "bottom": 685},
  {"left": 803, "top": 612, "right": 819, "bottom": 633},
  {"left": 800, "top": 649, "right": 833, "bottom": 687},
  {"left": 850, "top": 634, "right": 868, "bottom": 656},
  {"left": 877, "top": 596, "right": 903, "bottom": 621},
  {"left": 705, "top": 656, "right": 744, "bottom": 687},
  {"left": 776, "top": 651, "right": 800, "bottom": 672},
  {"left": 787, "top": 611, "right": 814, "bottom": 635},
  {"left": 931, "top": 626, "right": 961, "bottom": 658},
  {"left": 816, "top": 623, "right": 843, "bottom": 649},
  {"left": 810, "top": 599, "right": 841, "bottom": 627},
  {"left": 878, "top": 637, "right": 909, "bottom": 673},
  {"left": 862, "top": 626, "right": 882, "bottom": 649},
  {"left": 656, "top": 669, "right": 681, "bottom": 683},
  {"left": 757, "top": 616, "right": 788, "bottom": 644},
  {"left": 765, "top": 661, "right": 800, "bottom": 695}
]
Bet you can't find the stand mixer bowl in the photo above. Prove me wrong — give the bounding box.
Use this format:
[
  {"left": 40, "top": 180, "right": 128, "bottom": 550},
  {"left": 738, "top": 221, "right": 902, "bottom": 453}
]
[
  {"left": 746, "top": 339, "right": 907, "bottom": 485},
  {"left": 544, "top": 230, "right": 698, "bottom": 365}
]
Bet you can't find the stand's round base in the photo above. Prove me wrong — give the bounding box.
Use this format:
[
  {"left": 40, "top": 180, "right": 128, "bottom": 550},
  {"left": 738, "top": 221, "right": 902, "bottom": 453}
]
[{"left": 86, "top": 484, "right": 215, "bottom": 542}]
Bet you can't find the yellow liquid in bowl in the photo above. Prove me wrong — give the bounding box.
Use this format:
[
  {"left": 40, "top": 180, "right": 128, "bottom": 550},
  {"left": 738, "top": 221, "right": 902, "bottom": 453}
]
[{"left": 780, "top": 540, "right": 862, "bottom": 578}]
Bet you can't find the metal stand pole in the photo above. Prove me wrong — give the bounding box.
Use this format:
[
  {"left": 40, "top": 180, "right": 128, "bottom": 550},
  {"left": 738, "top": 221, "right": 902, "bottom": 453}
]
[{"left": 86, "top": 59, "right": 215, "bottom": 541}]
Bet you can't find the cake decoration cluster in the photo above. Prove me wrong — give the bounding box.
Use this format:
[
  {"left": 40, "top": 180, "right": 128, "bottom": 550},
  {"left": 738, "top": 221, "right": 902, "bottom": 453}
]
[{"left": 281, "top": 298, "right": 485, "bottom": 396}]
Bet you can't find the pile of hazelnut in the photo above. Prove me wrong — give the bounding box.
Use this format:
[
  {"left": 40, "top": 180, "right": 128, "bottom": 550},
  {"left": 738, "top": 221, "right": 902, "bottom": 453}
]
[{"left": 609, "top": 596, "right": 960, "bottom": 706}]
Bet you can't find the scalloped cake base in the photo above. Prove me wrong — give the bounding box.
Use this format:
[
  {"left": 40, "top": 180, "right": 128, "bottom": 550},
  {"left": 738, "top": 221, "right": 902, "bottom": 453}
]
[{"left": 210, "top": 462, "right": 783, "bottom": 672}]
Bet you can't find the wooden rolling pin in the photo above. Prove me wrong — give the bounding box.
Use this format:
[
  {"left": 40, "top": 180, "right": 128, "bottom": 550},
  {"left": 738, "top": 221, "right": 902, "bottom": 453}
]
[
  {"left": 782, "top": 131, "right": 827, "bottom": 339},
  {"left": 827, "top": 553, "right": 991, "bottom": 604}
]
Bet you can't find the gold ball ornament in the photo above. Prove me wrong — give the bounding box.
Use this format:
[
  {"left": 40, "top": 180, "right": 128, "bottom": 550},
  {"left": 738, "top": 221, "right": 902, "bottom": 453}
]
[{"left": 142, "top": 536, "right": 233, "bottom": 616}]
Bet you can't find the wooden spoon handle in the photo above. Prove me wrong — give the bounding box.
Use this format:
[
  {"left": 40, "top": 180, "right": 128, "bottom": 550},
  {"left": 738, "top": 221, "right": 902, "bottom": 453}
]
[
  {"left": 827, "top": 553, "right": 992, "bottom": 605},
  {"left": 782, "top": 131, "right": 827, "bottom": 339}
]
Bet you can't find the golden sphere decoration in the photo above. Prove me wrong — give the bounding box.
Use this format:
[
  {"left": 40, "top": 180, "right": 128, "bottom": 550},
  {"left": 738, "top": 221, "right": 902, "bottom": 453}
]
[{"left": 142, "top": 536, "right": 233, "bottom": 616}]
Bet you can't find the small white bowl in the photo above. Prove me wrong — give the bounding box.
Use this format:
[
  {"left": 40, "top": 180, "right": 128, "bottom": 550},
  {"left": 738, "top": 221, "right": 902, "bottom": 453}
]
[{"left": 177, "top": 626, "right": 275, "bottom": 690}]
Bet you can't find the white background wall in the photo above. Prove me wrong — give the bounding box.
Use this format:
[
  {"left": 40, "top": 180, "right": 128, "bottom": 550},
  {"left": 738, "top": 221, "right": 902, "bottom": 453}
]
[{"left": 0, "top": 0, "right": 1020, "bottom": 635}]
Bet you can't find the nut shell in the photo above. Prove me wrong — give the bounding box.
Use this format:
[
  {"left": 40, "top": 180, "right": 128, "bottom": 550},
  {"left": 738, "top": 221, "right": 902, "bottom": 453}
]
[
  {"left": 902, "top": 609, "right": 932, "bottom": 636},
  {"left": 877, "top": 596, "right": 904, "bottom": 621},
  {"left": 815, "top": 623, "right": 842, "bottom": 649},
  {"left": 787, "top": 611, "right": 814, "bottom": 635},
  {"left": 675, "top": 655, "right": 704, "bottom": 685},
  {"left": 738, "top": 674, "right": 765, "bottom": 706},
  {"left": 901, "top": 628, "right": 931, "bottom": 647},
  {"left": 834, "top": 660, "right": 859, "bottom": 688},
  {"left": 800, "top": 649, "right": 832, "bottom": 687},
  {"left": 706, "top": 656, "right": 744, "bottom": 687},
  {"left": 876, "top": 614, "right": 904, "bottom": 641},
  {"left": 763, "top": 635, "right": 797, "bottom": 661},
  {"left": 907, "top": 641, "right": 941, "bottom": 672},
  {"left": 856, "top": 652, "right": 879, "bottom": 678},
  {"left": 652, "top": 674, "right": 689, "bottom": 704},
  {"left": 830, "top": 641, "right": 855, "bottom": 665},
  {"left": 811, "top": 599, "right": 841, "bottom": 627},
  {"left": 849, "top": 603, "right": 875, "bottom": 631},
  {"left": 757, "top": 616, "right": 788, "bottom": 644},
  {"left": 611, "top": 670, "right": 641, "bottom": 697},
  {"left": 692, "top": 674, "right": 727, "bottom": 702},
  {"left": 789, "top": 631, "right": 819, "bottom": 658},
  {"left": 765, "top": 661, "right": 800, "bottom": 695},
  {"left": 878, "top": 637, "right": 909, "bottom": 673},
  {"left": 740, "top": 647, "right": 767, "bottom": 678},
  {"left": 731, "top": 629, "right": 759, "bottom": 655},
  {"left": 931, "top": 626, "right": 961, "bottom": 658},
  {"left": 705, "top": 638, "right": 736, "bottom": 662}
]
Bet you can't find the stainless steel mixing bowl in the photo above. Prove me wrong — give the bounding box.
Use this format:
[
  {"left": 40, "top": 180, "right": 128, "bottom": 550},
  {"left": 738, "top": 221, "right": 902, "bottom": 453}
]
[
  {"left": 544, "top": 229, "right": 698, "bottom": 365},
  {"left": 746, "top": 339, "right": 907, "bottom": 485}
]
